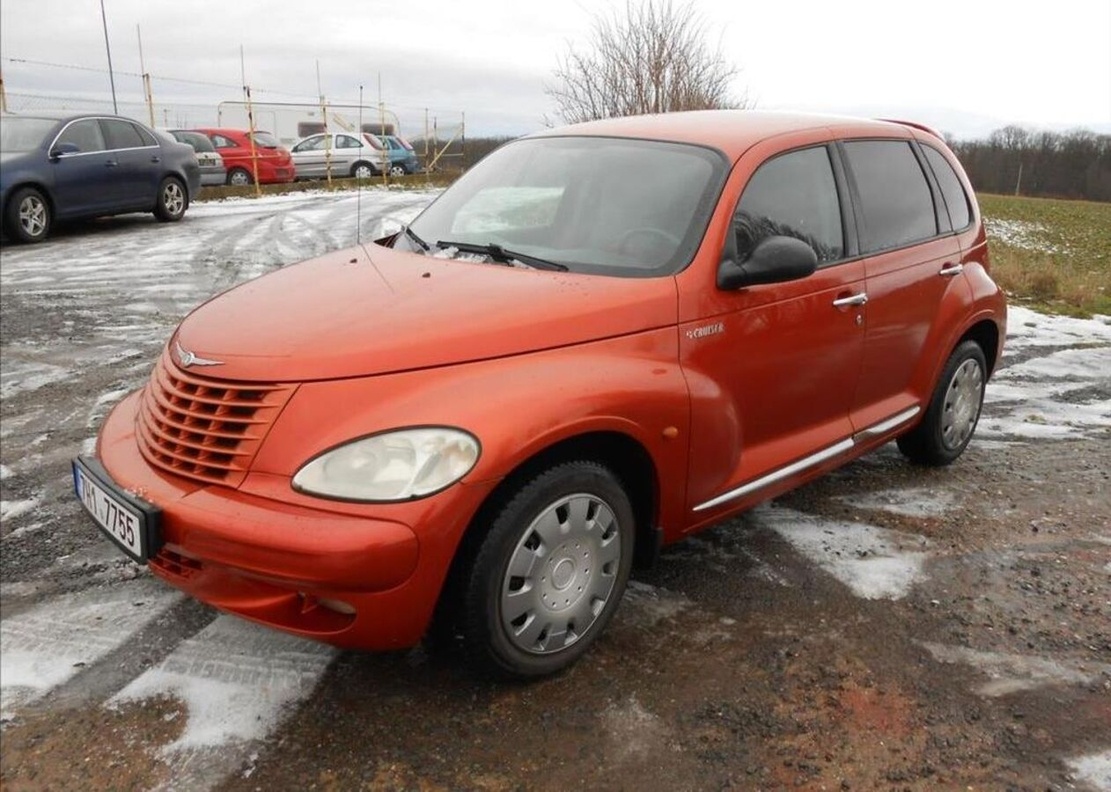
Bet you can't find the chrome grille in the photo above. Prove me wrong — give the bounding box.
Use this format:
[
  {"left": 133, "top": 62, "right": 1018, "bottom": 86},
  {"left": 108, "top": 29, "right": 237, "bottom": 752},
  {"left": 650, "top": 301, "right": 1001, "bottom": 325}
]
[{"left": 136, "top": 347, "right": 294, "bottom": 486}]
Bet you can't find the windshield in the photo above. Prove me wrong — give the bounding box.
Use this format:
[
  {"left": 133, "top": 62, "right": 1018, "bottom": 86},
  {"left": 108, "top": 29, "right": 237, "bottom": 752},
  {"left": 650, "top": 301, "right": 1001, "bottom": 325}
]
[
  {"left": 405, "top": 136, "right": 726, "bottom": 277},
  {"left": 0, "top": 116, "right": 60, "bottom": 153}
]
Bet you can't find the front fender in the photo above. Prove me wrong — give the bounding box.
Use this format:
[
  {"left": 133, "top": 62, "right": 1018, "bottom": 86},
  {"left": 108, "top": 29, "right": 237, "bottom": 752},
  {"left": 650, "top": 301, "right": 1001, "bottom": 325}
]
[{"left": 249, "top": 327, "right": 690, "bottom": 521}]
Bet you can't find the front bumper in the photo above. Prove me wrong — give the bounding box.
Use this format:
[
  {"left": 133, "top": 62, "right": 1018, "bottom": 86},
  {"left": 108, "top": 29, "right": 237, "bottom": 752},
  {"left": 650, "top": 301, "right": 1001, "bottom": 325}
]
[{"left": 92, "top": 391, "right": 494, "bottom": 650}]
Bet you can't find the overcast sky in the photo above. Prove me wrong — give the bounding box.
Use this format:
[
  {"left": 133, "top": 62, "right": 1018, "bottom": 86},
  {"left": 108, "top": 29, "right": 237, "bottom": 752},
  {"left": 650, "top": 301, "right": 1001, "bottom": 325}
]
[{"left": 2, "top": 0, "right": 1109, "bottom": 141}]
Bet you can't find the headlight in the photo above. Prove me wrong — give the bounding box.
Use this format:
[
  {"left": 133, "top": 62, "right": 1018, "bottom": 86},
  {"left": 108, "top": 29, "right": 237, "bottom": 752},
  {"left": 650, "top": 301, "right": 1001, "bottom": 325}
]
[{"left": 292, "top": 427, "right": 479, "bottom": 502}]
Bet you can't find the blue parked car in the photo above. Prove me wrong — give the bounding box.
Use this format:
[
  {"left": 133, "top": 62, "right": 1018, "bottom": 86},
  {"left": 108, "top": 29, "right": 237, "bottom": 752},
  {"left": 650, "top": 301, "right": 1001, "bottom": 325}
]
[
  {"left": 1, "top": 112, "right": 202, "bottom": 243},
  {"left": 377, "top": 134, "right": 421, "bottom": 176}
]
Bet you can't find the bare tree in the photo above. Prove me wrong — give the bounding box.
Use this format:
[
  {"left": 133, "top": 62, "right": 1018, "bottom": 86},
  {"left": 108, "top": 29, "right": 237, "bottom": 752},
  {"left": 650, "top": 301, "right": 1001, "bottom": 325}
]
[{"left": 547, "top": 0, "right": 748, "bottom": 124}]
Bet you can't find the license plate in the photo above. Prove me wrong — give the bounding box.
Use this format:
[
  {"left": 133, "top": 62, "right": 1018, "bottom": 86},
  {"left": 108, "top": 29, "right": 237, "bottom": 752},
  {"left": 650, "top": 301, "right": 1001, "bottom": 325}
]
[{"left": 73, "top": 457, "right": 161, "bottom": 562}]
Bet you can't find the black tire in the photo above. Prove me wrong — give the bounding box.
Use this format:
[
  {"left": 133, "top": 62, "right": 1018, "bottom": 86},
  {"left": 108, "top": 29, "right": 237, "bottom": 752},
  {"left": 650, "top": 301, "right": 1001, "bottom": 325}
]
[
  {"left": 4, "top": 186, "right": 51, "bottom": 243},
  {"left": 457, "top": 461, "right": 635, "bottom": 679},
  {"left": 350, "top": 161, "right": 376, "bottom": 179},
  {"left": 153, "top": 176, "right": 188, "bottom": 222},
  {"left": 227, "top": 168, "right": 252, "bottom": 186},
  {"left": 388, "top": 163, "right": 407, "bottom": 178},
  {"left": 897, "top": 340, "right": 987, "bottom": 466}
]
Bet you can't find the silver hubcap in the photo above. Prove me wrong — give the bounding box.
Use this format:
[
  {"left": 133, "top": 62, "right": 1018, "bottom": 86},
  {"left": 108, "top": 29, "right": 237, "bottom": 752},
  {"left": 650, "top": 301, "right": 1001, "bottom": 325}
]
[
  {"left": 355, "top": 165, "right": 372, "bottom": 178},
  {"left": 941, "top": 358, "right": 983, "bottom": 449},
  {"left": 501, "top": 493, "right": 622, "bottom": 655},
  {"left": 230, "top": 171, "right": 249, "bottom": 186},
  {"left": 390, "top": 166, "right": 405, "bottom": 177},
  {"left": 19, "top": 196, "right": 47, "bottom": 237},
  {"left": 163, "top": 183, "right": 184, "bottom": 215}
]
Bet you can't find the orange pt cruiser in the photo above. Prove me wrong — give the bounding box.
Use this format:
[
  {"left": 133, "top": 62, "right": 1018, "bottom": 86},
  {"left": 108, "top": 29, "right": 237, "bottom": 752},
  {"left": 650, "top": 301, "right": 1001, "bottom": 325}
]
[{"left": 75, "top": 111, "right": 1006, "bottom": 678}]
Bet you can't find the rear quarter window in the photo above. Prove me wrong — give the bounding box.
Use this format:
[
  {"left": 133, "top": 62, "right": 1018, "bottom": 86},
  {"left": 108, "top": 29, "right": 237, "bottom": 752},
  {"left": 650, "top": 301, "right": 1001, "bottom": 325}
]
[
  {"left": 843, "top": 140, "right": 937, "bottom": 252},
  {"left": 922, "top": 145, "right": 972, "bottom": 231}
]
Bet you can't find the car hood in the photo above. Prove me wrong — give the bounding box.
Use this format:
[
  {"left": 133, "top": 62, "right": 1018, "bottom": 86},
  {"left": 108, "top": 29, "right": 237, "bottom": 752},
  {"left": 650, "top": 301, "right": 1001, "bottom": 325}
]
[{"left": 173, "top": 244, "right": 679, "bottom": 382}]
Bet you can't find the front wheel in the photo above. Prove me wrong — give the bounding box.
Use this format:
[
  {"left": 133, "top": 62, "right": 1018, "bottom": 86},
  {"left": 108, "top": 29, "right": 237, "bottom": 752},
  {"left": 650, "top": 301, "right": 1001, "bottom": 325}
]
[
  {"left": 5, "top": 187, "right": 51, "bottom": 243},
  {"left": 153, "top": 177, "right": 188, "bottom": 222},
  {"left": 459, "top": 461, "right": 635, "bottom": 679},
  {"left": 388, "top": 163, "right": 407, "bottom": 178},
  {"left": 897, "top": 340, "right": 987, "bottom": 466}
]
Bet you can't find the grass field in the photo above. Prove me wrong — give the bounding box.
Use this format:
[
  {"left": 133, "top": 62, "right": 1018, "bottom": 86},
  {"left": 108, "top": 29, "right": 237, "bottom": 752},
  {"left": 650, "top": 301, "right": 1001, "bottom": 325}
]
[{"left": 979, "top": 193, "right": 1111, "bottom": 318}]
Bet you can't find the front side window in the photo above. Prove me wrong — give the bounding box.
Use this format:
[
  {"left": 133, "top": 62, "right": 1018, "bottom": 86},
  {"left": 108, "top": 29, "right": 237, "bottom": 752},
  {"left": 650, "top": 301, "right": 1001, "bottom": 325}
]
[
  {"left": 293, "top": 135, "right": 326, "bottom": 153},
  {"left": 844, "top": 140, "right": 937, "bottom": 252},
  {"left": 734, "top": 145, "right": 844, "bottom": 264},
  {"left": 56, "top": 119, "right": 106, "bottom": 153},
  {"left": 405, "top": 136, "right": 727, "bottom": 277}
]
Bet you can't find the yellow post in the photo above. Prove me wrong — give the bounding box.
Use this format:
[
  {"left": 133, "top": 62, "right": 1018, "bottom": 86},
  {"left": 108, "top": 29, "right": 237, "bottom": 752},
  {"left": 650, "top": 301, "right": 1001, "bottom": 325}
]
[
  {"left": 0, "top": 70, "right": 7, "bottom": 114},
  {"left": 244, "top": 85, "right": 262, "bottom": 198}
]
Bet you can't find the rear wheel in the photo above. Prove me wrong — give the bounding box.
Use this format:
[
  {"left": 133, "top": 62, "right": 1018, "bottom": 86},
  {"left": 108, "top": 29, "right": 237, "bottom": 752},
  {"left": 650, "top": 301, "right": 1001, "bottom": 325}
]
[
  {"left": 5, "top": 187, "right": 51, "bottom": 243},
  {"left": 227, "top": 168, "right": 252, "bottom": 186},
  {"left": 351, "top": 161, "right": 375, "bottom": 179},
  {"left": 456, "top": 461, "right": 635, "bottom": 679},
  {"left": 897, "top": 340, "right": 987, "bottom": 466},
  {"left": 153, "top": 177, "right": 187, "bottom": 222},
  {"left": 388, "top": 163, "right": 407, "bottom": 178}
]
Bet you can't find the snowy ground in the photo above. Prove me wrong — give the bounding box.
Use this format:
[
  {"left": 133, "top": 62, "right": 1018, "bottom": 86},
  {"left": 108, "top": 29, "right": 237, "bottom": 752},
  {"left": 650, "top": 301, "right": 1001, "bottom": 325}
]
[{"left": 1, "top": 190, "right": 1108, "bottom": 791}]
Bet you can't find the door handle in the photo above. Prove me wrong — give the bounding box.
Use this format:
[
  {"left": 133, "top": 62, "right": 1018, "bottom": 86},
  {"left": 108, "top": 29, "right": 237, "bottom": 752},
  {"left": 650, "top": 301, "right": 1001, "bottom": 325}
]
[
  {"left": 150, "top": 156, "right": 161, "bottom": 164},
  {"left": 832, "top": 293, "right": 868, "bottom": 308},
  {"left": 105, "top": 160, "right": 119, "bottom": 168},
  {"left": 939, "top": 263, "right": 964, "bottom": 276}
]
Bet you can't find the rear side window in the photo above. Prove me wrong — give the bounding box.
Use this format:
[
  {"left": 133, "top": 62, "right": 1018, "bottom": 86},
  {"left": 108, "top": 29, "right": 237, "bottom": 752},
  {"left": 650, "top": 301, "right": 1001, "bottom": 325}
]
[
  {"left": 100, "top": 119, "right": 149, "bottom": 150},
  {"left": 734, "top": 145, "right": 844, "bottom": 264},
  {"left": 843, "top": 140, "right": 937, "bottom": 252},
  {"left": 922, "top": 145, "right": 972, "bottom": 231}
]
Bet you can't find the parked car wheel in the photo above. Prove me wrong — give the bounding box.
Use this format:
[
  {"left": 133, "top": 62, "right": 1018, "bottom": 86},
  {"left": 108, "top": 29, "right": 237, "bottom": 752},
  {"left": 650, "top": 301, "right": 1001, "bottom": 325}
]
[
  {"left": 351, "top": 161, "right": 376, "bottom": 179},
  {"left": 388, "top": 163, "right": 408, "bottom": 178},
  {"left": 153, "top": 177, "right": 188, "bottom": 222},
  {"left": 458, "top": 461, "right": 634, "bottom": 679},
  {"left": 4, "top": 187, "right": 51, "bottom": 243},
  {"left": 227, "top": 168, "right": 252, "bottom": 186},
  {"left": 897, "top": 340, "right": 987, "bottom": 466}
]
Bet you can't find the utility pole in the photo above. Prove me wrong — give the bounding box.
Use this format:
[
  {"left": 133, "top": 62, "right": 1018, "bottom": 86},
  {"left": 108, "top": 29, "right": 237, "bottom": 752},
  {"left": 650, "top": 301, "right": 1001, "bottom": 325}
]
[{"left": 99, "top": 0, "right": 118, "bottom": 113}]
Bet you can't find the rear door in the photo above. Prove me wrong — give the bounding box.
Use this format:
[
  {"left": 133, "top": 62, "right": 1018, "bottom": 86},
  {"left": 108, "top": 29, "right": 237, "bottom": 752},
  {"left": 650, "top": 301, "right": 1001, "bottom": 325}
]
[
  {"left": 839, "top": 139, "right": 965, "bottom": 432},
  {"left": 99, "top": 119, "right": 161, "bottom": 210}
]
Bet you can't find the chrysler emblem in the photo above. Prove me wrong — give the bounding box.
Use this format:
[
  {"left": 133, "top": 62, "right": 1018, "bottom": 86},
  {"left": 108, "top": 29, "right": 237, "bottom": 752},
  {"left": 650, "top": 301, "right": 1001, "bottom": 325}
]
[{"left": 174, "top": 340, "right": 224, "bottom": 368}]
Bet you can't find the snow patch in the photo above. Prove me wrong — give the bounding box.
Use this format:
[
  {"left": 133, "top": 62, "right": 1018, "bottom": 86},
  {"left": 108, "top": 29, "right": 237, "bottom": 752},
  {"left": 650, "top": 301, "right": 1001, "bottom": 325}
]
[
  {"left": 1066, "top": 751, "right": 1111, "bottom": 792},
  {"left": 756, "top": 505, "right": 931, "bottom": 600},
  {"left": 110, "top": 616, "right": 334, "bottom": 753},
  {"left": 920, "top": 642, "right": 1111, "bottom": 697},
  {"left": 837, "top": 487, "right": 956, "bottom": 519},
  {"left": 1, "top": 580, "right": 181, "bottom": 718},
  {"left": 0, "top": 497, "right": 39, "bottom": 522}
]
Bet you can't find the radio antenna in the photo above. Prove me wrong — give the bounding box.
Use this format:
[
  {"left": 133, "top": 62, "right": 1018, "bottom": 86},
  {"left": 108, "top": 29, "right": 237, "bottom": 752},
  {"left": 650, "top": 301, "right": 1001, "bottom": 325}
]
[{"left": 356, "top": 84, "right": 363, "bottom": 245}]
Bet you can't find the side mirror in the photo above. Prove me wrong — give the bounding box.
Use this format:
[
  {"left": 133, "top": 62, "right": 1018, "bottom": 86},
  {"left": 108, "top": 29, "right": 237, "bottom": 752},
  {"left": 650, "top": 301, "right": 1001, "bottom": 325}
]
[
  {"left": 49, "top": 142, "right": 81, "bottom": 159},
  {"left": 717, "top": 235, "right": 818, "bottom": 290}
]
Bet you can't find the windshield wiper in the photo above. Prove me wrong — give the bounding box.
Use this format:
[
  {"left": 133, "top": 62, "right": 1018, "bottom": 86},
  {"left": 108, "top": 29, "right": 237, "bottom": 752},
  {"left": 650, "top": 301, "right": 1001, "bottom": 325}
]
[
  {"left": 402, "top": 225, "right": 430, "bottom": 252},
  {"left": 436, "top": 240, "right": 567, "bottom": 271}
]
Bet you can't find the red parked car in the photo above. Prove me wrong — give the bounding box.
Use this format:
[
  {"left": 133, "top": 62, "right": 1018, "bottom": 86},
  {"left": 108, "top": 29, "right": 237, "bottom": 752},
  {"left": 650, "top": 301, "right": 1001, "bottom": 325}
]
[
  {"left": 192, "top": 127, "right": 295, "bottom": 186},
  {"left": 75, "top": 111, "right": 1006, "bottom": 679}
]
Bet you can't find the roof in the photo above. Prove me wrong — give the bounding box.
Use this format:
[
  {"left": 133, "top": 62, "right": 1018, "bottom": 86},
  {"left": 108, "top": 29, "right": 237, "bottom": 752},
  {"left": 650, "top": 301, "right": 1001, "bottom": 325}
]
[{"left": 532, "top": 110, "right": 931, "bottom": 160}]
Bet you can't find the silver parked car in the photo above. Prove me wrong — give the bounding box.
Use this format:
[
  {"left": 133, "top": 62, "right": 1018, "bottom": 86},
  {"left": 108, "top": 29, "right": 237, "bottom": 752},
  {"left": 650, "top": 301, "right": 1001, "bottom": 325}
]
[
  {"left": 290, "top": 132, "right": 389, "bottom": 180},
  {"left": 164, "top": 129, "right": 227, "bottom": 187}
]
